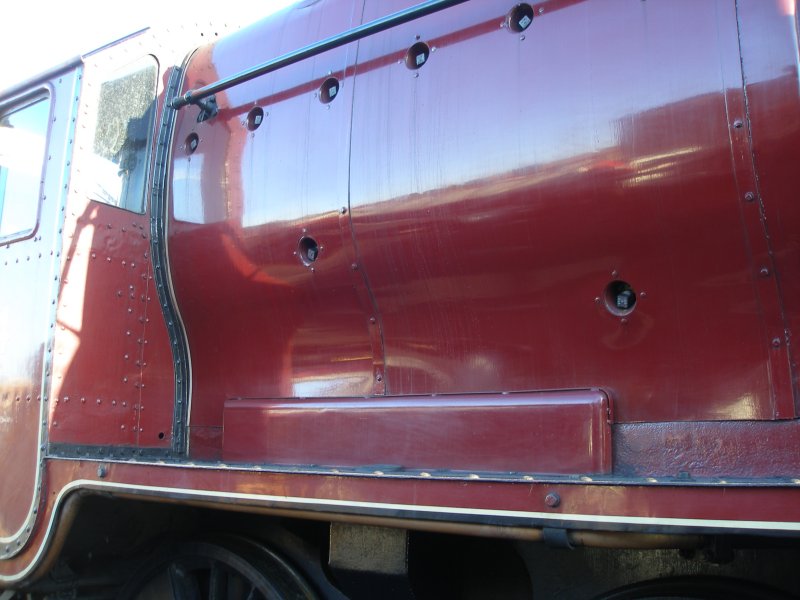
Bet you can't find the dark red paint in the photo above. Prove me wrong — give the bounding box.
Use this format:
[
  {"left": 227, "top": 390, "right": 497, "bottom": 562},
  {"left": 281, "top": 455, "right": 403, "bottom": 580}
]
[
  {"left": 1, "top": 0, "right": 800, "bottom": 585},
  {"left": 223, "top": 390, "right": 612, "bottom": 474}
]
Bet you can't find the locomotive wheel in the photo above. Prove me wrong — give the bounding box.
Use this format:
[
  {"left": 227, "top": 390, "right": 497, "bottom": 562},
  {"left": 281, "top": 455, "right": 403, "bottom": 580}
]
[
  {"left": 593, "top": 576, "right": 793, "bottom": 600},
  {"left": 118, "top": 535, "right": 318, "bottom": 600}
]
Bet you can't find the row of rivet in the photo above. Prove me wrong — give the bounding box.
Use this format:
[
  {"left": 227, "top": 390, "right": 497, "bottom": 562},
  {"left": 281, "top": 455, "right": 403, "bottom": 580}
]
[{"left": 183, "top": 3, "right": 539, "bottom": 155}]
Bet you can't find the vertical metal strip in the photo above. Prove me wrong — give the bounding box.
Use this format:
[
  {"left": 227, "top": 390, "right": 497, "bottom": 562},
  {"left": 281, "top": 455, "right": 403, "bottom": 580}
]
[
  {"left": 150, "top": 64, "right": 192, "bottom": 454},
  {"left": 728, "top": 0, "right": 795, "bottom": 418}
]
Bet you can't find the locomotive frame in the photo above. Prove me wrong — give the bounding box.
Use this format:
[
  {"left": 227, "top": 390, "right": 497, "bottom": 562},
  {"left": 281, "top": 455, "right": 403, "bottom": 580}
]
[{"left": 2, "top": 0, "right": 800, "bottom": 597}]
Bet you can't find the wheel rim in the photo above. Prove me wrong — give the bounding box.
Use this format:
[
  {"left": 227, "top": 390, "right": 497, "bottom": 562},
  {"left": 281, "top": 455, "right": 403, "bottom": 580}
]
[
  {"left": 593, "top": 576, "right": 794, "bottom": 600},
  {"left": 119, "top": 536, "right": 317, "bottom": 600}
]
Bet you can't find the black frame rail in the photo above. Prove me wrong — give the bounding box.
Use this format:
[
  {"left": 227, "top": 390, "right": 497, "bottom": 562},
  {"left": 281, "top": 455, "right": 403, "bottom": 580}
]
[{"left": 170, "top": 0, "right": 471, "bottom": 109}]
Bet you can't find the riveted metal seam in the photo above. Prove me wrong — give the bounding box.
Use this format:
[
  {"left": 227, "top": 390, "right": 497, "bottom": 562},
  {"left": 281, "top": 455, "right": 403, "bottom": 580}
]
[
  {"left": 150, "top": 60, "right": 193, "bottom": 456},
  {"left": 0, "top": 67, "right": 82, "bottom": 560}
]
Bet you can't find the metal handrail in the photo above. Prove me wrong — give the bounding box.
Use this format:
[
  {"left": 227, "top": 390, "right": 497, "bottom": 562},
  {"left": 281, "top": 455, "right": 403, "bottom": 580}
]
[{"left": 170, "top": 0, "right": 471, "bottom": 109}]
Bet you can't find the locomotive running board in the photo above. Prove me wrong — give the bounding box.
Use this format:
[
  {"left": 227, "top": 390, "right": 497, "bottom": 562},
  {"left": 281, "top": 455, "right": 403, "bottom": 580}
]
[{"left": 221, "top": 390, "right": 612, "bottom": 475}]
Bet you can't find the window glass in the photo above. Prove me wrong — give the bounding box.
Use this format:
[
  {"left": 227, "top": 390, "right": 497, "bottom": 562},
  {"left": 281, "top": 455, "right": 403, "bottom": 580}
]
[
  {"left": 87, "top": 56, "right": 158, "bottom": 213},
  {"left": 0, "top": 96, "right": 50, "bottom": 238}
]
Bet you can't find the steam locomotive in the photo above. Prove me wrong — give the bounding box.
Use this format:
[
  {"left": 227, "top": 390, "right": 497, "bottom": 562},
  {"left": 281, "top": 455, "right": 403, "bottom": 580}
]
[{"left": 2, "top": 0, "right": 800, "bottom": 597}]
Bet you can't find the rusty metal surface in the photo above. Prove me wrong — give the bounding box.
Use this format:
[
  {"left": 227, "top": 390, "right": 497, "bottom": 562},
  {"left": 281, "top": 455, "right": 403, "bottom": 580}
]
[
  {"left": 6, "top": 457, "right": 800, "bottom": 583},
  {"left": 614, "top": 420, "right": 800, "bottom": 478},
  {"left": 222, "top": 390, "right": 612, "bottom": 474}
]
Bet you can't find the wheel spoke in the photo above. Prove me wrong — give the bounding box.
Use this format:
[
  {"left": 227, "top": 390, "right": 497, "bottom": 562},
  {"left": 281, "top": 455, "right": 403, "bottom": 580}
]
[
  {"left": 244, "top": 583, "right": 258, "bottom": 600},
  {"left": 121, "top": 538, "right": 316, "bottom": 600},
  {"left": 168, "top": 563, "right": 200, "bottom": 600}
]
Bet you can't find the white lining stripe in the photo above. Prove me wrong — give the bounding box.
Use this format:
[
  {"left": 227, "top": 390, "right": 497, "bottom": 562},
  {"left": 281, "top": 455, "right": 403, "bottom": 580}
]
[{"left": 4, "top": 477, "right": 800, "bottom": 583}]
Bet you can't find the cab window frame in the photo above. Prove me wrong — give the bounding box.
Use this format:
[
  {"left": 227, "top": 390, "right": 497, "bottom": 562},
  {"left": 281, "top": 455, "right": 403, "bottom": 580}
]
[
  {"left": 0, "top": 87, "right": 52, "bottom": 245},
  {"left": 84, "top": 54, "right": 160, "bottom": 215}
]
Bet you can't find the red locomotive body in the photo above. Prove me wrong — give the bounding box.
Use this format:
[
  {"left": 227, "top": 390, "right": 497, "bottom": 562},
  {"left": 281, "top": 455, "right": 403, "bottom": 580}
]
[{"left": 2, "top": 0, "right": 800, "bottom": 597}]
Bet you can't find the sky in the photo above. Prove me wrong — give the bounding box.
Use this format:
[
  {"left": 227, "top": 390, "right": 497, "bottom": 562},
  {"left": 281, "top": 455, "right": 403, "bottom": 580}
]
[{"left": 0, "top": 0, "right": 299, "bottom": 90}]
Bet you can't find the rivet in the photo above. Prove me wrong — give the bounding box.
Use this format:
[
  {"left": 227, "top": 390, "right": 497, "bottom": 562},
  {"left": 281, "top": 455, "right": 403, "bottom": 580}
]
[
  {"left": 369, "top": 316, "right": 376, "bottom": 324},
  {"left": 97, "top": 465, "right": 107, "bottom": 478},
  {"left": 544, "top": 492, "right": 560, "bottom": 508},
  {"left": 772, "top": 337, "right": 782, "bottom": 348},
  {"left": 351, "top": 263, "right": 359, "bottom": 270},
  {"left": 760, "top": 267, "right": 770, "bottom": 277},
  {"left": 733, "top": 119, "right": 744, "bottom": 129},
  {"left": 744, "top": 192, "right": 755, "bottom": 203},
  {"left": 339, "top": 207, "right": 347, "bottom": 215}
]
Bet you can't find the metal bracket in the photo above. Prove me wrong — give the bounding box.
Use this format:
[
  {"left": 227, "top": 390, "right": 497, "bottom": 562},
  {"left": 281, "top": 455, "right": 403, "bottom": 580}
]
[{"left": 196, "top": 95, "right": 218, "bottom": 122}]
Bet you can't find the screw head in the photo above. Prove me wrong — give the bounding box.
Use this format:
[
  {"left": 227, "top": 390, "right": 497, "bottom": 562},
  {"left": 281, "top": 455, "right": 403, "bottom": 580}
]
[{"left": 545, "top": 492, "right": 560, "bottom": 508}]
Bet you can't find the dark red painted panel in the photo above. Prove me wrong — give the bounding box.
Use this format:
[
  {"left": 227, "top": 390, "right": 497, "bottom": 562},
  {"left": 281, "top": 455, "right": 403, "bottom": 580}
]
[
  {"left": 50, "top": 36, "right": 176, "bottom": 449},
  {"left": 222, "top": 389, "right": 612, "bottom": 474},
  {"left": 168, "top": 0, "right": 381, "bottom": 447},
  {"left": 348, "top": 0, "right": 788, "bottom": 422},
  {"left": 736, "top": 0, "right": 800, "bottom": 411},
  {"left": 615, "top": 419, "right": 800, "bottom": 479},
  {"left": 0, "top": 75, "right": 70, "bottom": 538}
]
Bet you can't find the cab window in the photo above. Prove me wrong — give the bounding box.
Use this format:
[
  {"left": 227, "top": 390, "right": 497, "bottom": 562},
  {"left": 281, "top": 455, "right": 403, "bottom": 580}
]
[
  {"left": 86, "top": 56, "right": 158, "bottom": 213},
  {"left": 0, "top": 95, "right": 50, "bottom": 239}
]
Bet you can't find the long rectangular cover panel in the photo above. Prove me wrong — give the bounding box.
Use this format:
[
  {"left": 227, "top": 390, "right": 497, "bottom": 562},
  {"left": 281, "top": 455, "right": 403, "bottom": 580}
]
[{"left": 222, "top": 390, "right": 611, "bottom": 474}]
